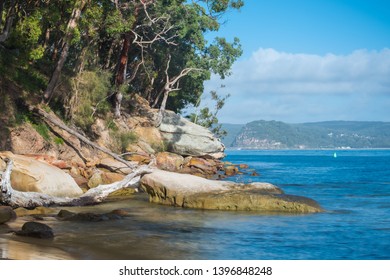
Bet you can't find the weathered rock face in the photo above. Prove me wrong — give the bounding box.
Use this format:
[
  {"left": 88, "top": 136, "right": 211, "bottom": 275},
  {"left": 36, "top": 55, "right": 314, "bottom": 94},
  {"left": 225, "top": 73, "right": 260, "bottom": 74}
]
[
  {"left": 8, "top": 122, "right": 87, "bottom": 168},
  {"left": 140, "top": 169, "right": 323, "bottom": 213},
  {"left": 98, "top": 157, "right": 135, "bottom": 175},
  {"left": 87, "top": 170, "right": 125, "bottom": 188},
  {"left": 159, "top": 111, "right": 225, "bottom": 159},
  {"left": 0, "top": 151, "right": 83, "bottom": 197},
  {"left": 156, "top": 152, "right": 184, "bottom": 172}
]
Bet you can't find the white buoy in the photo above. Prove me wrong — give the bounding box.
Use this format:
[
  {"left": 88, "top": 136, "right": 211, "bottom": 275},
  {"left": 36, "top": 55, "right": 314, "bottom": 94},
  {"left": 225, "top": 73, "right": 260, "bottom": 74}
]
[{"left": 333, "top": 152, "right": 337, "bottom": 158}]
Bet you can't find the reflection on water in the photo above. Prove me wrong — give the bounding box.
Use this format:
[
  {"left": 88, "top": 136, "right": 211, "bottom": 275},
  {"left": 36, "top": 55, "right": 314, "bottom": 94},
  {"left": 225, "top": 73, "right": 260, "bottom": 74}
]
[
  {"left": 1, "top": 195, "right": 215, "bottom": 260},
  {"left": 0, "top": 238, "right": 76, "bottom": 260},
  {"left": 0, "top": 195, "right": 306, "bottom": 260}
]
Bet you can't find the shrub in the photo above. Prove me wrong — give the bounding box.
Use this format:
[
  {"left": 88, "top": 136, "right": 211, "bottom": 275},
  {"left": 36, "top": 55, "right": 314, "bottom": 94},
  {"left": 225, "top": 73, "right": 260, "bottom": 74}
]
[{"left": 68, "top": 70, "right": 112, "bottom": 131}]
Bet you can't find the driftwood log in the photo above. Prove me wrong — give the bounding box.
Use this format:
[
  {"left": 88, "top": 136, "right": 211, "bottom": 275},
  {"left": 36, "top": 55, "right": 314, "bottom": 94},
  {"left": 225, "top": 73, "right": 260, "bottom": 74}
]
[
  {"left": 30, "top": 105, "right": 136, "bottom": 168},
  {"left": 0, "top": 158, "right": 151, "bottom": 208}
]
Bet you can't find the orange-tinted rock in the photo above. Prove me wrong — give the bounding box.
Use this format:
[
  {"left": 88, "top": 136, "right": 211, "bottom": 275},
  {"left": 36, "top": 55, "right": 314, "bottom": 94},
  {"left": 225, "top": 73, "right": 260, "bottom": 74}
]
[
  {"left": 87, "top": 170, "right": 125, "bottom": 188},
  {"left": 224, "top": 165, "right": 239, "bottom": 176},
  {"left": 0, "top": 151, "right": 82, "bottom": 197},
  {"left": 156, "top": 152, "right": 184, "bottom": 172},
  {"left": 239, "top": 164, "right": 249, "bottom": 169},
  {"left": 187, "top": 157, "right": 217, "bottom": 174},
  {"left": 124, "top": 153, "right": 151, "bottom": 164}
]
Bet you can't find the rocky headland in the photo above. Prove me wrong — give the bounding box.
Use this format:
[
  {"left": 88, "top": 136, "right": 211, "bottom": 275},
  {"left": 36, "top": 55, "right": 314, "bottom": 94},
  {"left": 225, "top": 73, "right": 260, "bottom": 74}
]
[{"left": 1, "top": 94, "right": 323, "bottom": 240}]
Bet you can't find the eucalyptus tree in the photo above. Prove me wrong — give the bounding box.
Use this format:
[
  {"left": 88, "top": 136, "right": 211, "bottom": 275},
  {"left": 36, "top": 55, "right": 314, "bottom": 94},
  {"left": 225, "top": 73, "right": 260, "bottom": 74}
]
[
  {"left": 108, "top": 0, "right": 243, "bottom": 122},
  {"left": 1, "top": 0, "right": 244, "bottom": 128}
]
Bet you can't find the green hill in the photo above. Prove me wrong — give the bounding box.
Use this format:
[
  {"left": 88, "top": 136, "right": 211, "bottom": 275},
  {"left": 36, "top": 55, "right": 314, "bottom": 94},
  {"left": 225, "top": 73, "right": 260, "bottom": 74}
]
[{"left": 222, "top": 120, "right": 390, "bottom": 149}]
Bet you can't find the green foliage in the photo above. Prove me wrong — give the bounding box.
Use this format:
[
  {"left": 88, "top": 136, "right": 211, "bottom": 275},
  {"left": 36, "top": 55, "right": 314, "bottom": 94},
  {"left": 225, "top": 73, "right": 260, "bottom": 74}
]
[
  {"left": 1, "top": 0, "right": 244, "bottom": 135},
  {"left": 69, "top": 70, "right": 112, "bottom": 131},
  {"left": 54, "top": 137, "right": 65, "bottom": 145},
  {"left": 32, "top": 122, "right": 51, "bottom": 141},
  {"left": 110, "top": 130, "right": 138, "bottom": 153},
  {"left": 9, "top": 11, "right": 44, "bottom": 61},
  {"left": 11, "top": 107, "right": 52, "bottom": 141}
]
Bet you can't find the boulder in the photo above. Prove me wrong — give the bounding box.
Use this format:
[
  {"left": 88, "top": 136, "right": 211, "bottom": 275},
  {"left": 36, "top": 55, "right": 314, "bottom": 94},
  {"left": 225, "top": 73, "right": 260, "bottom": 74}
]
[
  {"left": 133, "top": 126, "right": 164, "bottom": 151},
  {"left": 224, "top": 165, "right": 239, "bottom": 176},
  {"left": 57, "top": 209, "right": 127, "bottom": 222},
  {"left": 159, "top": 111, "right": 225, "bottom": 159},
  {"left": 22, "top": 154, "right": 71, "bottom": 169},
  {"left": 14, "top": 207, "right": 57, "bottom": 217},
  {"left": 98, "top": 157, "right": 135, "bottom": 174},
  {"left": 123, "top": 153, "right": 151, "bottom": 164},
  {"left": 140, "top": 169, "right": 323, "bottom": 213},
  {"left": 0, "top": 206, "right": 16, "bottom": 224},
  {"left": 15, "top": 221, "right": 54, "bottom": 239},
  {"left": 0, "top": 151, "right": 83, "bottom": 197},
  {"left": 87, "top": 170, "right": 125, "bottom": 188},
  {"left": 186, "top": 157, "right": 217, "bottom": 175},
  {"left": 156, "top": 152, "right": 184, "bottom": 172}
]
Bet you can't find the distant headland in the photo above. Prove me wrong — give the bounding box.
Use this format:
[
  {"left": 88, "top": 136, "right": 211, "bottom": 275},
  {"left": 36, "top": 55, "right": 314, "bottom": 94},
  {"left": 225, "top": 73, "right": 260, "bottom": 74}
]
[{"left": 221, "top": 120, "right": 390, "bottom": 149}]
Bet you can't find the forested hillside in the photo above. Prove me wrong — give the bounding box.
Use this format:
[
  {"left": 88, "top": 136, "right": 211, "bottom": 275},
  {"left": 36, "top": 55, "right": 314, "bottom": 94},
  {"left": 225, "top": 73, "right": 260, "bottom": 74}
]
[
  {"left": 0, "top": 0, "right": 242, "bottom": 132},
  {"left": 222, "top": 120, "right": 390, "bottom": 149}
]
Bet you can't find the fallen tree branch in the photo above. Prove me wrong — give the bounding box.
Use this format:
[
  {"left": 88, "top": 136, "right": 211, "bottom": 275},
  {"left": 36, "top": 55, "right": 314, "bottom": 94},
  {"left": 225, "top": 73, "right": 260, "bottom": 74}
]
[
  {"left": 30, "top": 105, "right": 136, "bottom": 168},
  {"left": 0, "top": 158, "right": 151, "bottom": 208}
]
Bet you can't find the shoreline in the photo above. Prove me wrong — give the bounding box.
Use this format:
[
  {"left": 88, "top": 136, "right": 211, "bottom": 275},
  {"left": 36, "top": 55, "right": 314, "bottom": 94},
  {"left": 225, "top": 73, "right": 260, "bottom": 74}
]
[{"left": 225, "top": 147, "right": 390, "bottom": 151}]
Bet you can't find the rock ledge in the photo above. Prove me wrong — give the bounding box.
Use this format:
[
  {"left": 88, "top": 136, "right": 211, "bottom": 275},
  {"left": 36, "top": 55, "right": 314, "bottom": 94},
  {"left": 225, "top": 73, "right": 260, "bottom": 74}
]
[{"left": 140, "top": 169, "right": 323, "bottom": 213}]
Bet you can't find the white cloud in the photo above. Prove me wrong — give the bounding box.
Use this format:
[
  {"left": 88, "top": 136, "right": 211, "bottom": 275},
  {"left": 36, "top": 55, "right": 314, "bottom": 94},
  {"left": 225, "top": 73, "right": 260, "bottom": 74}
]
[{"left": 203, "top": 48, "right": 390, "bottom": 123}]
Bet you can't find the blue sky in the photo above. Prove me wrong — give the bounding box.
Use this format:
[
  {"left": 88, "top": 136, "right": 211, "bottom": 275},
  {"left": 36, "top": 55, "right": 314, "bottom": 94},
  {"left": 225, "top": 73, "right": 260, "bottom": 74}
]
[{"left": 198, "top": 0, "right": 390, "bottom": 124}]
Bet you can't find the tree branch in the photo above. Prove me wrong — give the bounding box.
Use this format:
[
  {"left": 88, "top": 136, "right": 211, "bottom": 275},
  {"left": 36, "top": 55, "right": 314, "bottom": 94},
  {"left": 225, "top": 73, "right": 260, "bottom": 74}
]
[
  {"left": 30, "top": 105, "right": 136, "bottom": 168},
  {"left": 0, "top": 158, "right": 152, "bottom": 208}
]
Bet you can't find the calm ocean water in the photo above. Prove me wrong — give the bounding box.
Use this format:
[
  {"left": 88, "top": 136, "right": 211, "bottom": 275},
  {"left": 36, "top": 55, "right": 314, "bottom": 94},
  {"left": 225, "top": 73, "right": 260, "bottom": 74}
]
[
  {"left": 1, "top": 149, "right": 389, "bottom": 260},
  {"left": 222, "top": 149, "right": 390, "bottom": 259}
]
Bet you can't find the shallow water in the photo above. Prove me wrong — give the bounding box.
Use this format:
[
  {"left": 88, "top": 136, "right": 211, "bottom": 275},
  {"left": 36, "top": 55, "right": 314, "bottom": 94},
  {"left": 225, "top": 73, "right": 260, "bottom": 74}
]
[{"left": 1, "top": 149, "right": 389, "bottom": 260}]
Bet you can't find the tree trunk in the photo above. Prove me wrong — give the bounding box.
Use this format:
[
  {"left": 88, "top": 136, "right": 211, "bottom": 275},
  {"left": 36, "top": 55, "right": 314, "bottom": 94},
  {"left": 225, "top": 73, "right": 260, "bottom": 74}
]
[
  {"left": 0, "top": 158, "right": 151, "bottom": 208},
  {"left": 113, "top": 91, "right": 123, "bottom": 118},
  {"left": 113, "top": 32, "right": 132, "bottom": 118},
  {"left": 30, "top": 105, "right": 136, "bottom": 168},
  {"left": 43, "top": 0, "right": 87, "bottom": 102}
]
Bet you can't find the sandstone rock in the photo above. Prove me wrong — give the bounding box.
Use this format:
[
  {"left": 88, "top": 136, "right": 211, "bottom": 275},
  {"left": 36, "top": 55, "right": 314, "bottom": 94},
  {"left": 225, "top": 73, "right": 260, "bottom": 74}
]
[
  {"left": 177, "top": 166, "right": 206, "bottom": 177},
  {"left": 140, "top": 169, "right": 323, "bottom": 213},
  {"left": 16, "top": 221, "right": 54, "bottom": 239},
  {"left": 134, "top": 126, "right": 164, "bottom": 151},
  {"left": 57, "top": 209, "right": 124, "bottom": 222},
  {"left": 87, "top": 170, "right": 126, "bottom": 188},
  {"left": 98, "top": 157, "right": 135, "bottom": 174},
  {"left": 87, "top": 171, "right": 104, "bottom": 188},
  {"left": 107, "top": 187, "right": 136, "bottom": 197},
  {"left": 9, "top": 123, "right": 50, "bottom": 155},
  {"left": 239, "top": 164, "right": 249, "bottom": 169},
  {"left": 156, "top": 152, "right": 184, "bottom": 172},
  {"left": 23, "top": 154, "right": 71, "bottom": 169},
  {"left": 186, "top": 157, "right": 217, "bottom": 175},
  {"left": 14, "top": 207, "right": 57, "bottom": 217},
  {"left": 9, "top": 122, "right": 86, "bottom": 168},
  {"left": 224, "top": 165, "right": 239, "bottom": 176},
  {"left": 70, "top": 174, "right": 89, "bottom": 188},
  {"left": 0, "top": 206, "right": 16, "bottom": 224},
  {"left": 124, "top": 153, "right": 151, "bottom": 164},
  {"left": 159, "top": 111, "right": 225, "bottom": 159},
  {"left": 0, "top": 151, "right": 83, "bottom": 197}
]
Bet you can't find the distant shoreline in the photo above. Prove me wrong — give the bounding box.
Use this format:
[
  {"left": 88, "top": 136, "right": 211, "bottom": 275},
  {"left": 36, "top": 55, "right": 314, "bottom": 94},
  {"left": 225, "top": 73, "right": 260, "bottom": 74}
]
[{"left": 225, "top": 147, "right": 390, "bottom": 151}]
